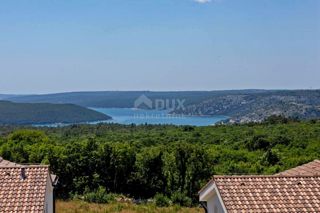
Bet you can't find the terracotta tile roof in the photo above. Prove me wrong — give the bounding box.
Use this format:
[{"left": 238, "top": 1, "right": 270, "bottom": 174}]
[
  {"left": 277, "top": 160, "right": 320, "bottom": 176},
  {"left": 0, "top": 165, "right": 50, "bottom": 212},
  {"left": 214, "top": 175, "right": 320, "bottom": 213},
  {"left": 0, "top": 157, "right": 20, "bottom": 167}
]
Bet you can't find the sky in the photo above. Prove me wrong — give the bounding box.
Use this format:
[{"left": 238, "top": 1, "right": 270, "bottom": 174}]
[{"left": 0, "top": 0, "right": 319, "bottom": 94}]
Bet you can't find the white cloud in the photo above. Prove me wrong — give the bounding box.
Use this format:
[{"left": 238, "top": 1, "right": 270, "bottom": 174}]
[{"left": 193, "top": 0, "right": 211, "bottom": 3}]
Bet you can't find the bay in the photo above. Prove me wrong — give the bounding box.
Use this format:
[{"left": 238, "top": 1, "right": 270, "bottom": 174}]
[{"left": 91, "top": 108, "right": 228, "bottom": 126}]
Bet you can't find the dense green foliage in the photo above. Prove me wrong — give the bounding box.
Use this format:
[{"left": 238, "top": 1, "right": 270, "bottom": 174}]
[
  {"left": 0, "top": 101, "right": 110, "bottom": 125},
  {"left": 82, "top": 186, "right": 115, "bottom": 204},
  {"left": 0, "top": 121, "right": 319, "bottom": 205},
  {"left": 154, "top": 194, "right": 171, "bottom": 207}
]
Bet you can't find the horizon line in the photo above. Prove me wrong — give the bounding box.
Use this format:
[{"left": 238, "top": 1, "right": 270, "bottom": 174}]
[{"left": 1, "top": 88, "right": 320, "bottom": 96}]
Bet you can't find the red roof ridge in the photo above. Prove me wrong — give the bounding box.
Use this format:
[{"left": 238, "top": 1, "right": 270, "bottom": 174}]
[
  {"left": 20, "top": 164, "right": 49, "bottom": 167},
  {"left": 276, "top": 159, "right": 320, "bottom": 176},
  {"left": 213, "top": 174, "right": 320, "bottom": 179},
  {"left": 0, "top": 157, "right": 50, "bottom": 168},
  {"left": 0, "top": 164, "right": 50, "bottom": 168},
  {"left": 199, "top": 159, "right": 320, "bottom": 212},
  {"left": 0, "top": 164, "right": 52, "bottom": 212},
  {"left": 199, "top": 159, "right": 320, "bottom": 193},
  {"left": 210, "top": 174, "right": 320, "bottom": 212}
]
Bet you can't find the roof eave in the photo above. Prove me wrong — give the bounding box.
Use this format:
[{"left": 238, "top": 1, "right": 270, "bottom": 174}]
[{"left": 199, "top": 179, "right": 228, "bottom": 212}]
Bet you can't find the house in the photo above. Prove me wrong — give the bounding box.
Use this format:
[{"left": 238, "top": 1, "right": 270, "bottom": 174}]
[
  {"left": 199, "top": 160, "right": 320, "bottom": 213},
  {"left": 0, "top": 157, "right": 58, "bottom": 213},
  {"left": 276, "top": 159, "right": 320, "bottom": 176}
]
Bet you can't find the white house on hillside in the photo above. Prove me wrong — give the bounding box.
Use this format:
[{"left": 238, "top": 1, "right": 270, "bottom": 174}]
[
  {"left": 199, "top": 160, "right": 320, "bottom": 213},
  {"left": 0, "top": 157, "right": 58, "bottom": 213}
]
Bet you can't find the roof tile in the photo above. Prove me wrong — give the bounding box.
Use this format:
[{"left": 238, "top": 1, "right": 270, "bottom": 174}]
[
  {"left": 0, "top": 166, "right": 49, "bottom": 212},
  {"left": 214, "top": 175, "right": 320, "bottom": 213},
  {"left": 277, "top": 160, "right": 320, "bottom": 176}
]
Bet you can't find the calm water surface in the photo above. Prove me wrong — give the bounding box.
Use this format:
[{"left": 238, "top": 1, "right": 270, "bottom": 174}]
[{"left": 91, "top": 108, "right": 228, "bottom": 126}]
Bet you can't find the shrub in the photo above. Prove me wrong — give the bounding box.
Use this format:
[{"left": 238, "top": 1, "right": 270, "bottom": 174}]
[
  {"left": 171, "top": 192, "right": 192, "bottom": 207},
  {"left": 246, "top": 135, "right": 271, "bottom": 151},
  {"left": 271, "top": 135, "right": 290, "bottom": 146},
  {"left": 83, "top": 186, "right": 115, "bottom": 204},
  {"left": 264, "top": 115, "right": 289, "bottom": 124},
  {"left": 154, "top": 193, "right": 171, "bottom": 207},
  {"left": 260, "top": 149, "right": 280, "bottom": 166}
]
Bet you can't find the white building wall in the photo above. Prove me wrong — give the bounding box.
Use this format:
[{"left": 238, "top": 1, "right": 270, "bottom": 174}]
[
  {"left": 199, "top": 181, "right": 227, "bottom": 213},
  {"left": 44, "top": 175, "right": 53, "bottom": 213},
  {"left": 207, "top": 194, "right": 225, "bottom": 213}
]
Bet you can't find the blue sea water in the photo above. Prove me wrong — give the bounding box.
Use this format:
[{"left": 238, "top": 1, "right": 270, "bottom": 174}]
[{"left": 91, "top": 108, "right": 228, "bottom": 126}]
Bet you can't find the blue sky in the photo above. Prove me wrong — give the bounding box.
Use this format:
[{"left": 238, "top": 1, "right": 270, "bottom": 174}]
[{"left": 0, "top": 0, "right": 319, "bottom": 94}]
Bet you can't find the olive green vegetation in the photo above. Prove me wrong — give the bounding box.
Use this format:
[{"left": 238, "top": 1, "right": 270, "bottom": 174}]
[{"left": 0, "top": 119, "right": 319, "bottom": 206}]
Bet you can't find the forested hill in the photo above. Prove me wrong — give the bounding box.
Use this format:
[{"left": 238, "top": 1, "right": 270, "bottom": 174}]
[
  {"left": 0, "top": 101, "right": 111, "bottom": 125},
  {"left": 173, "top": 90, "right": 320, "bottom": 123},
  {"left": 5, "top": 90, "right": 320, "bottom": 123},
  {"left": 0, "top": 121, "right": 319, "bottom": 203},
  {"left": 4, "top": 90, "right": 270, "bottom": 107},
  {"left": 0, "top": 94, "right": 21, "bottom": 100}
]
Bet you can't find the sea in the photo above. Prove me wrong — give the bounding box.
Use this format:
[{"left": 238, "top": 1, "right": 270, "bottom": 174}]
[{"left": 90, "top": 108, "right": 228, "bottom": 126}]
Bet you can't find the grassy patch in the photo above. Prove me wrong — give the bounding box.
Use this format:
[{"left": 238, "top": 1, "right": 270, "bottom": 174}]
[{"left": 56, "top": 200, "right": 203, "bottom": 213}]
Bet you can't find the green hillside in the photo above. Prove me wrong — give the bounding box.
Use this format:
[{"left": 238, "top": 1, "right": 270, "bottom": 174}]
[
  {"left": 0, "top": 101, "right": 111, "bottom": 125},
  {"left": 5, "top": 90, "right": 268, "bottom": 107},
  {"left": 6, "top": 90, "right": 320, "bottom": 122},
  {"left": 0, "top": 120, "right": 319, "bottom": 204}
]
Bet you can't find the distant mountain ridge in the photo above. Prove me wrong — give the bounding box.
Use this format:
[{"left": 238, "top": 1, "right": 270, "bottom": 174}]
[
  {"left": 4, "top": 90, "right": 320, "bottom": 123},
  {"left": 0, "top": 101, "right": 111, "bottom": 125},
  {"left": 0, "top": 94, "right": 22, "bottom": 100},
  {"left": 172, "top": 90, "right": 320, "bottom": 123},
  {"left": 5, "top": 90, "right": 270, "bottom": 107}
]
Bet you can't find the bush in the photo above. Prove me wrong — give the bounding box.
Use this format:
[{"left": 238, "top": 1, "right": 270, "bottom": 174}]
[
  {"left": 83, "top": 186, "right": 115, "bottom": 204},
  {"left": 154, "top": 193, "right": 171, "bottom": 207},
  {"left": 264, "top": 115, "right": 289, "bottom": 124},
  {"left": 260, "top": 149, "right": 280, "bottom": 166},
  {"left": 246, "top": 135, "right": 271, "bottom": 151},
  {"left": 171, "top": 192, "right": 192, "bottom": 207},
  {"left": 271, "top": 135, "right": 290, "bottom": 146}
]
